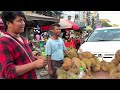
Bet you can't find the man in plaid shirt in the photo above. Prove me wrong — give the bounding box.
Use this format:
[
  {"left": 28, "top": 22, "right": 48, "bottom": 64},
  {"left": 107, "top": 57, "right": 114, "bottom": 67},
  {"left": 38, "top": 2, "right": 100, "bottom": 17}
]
[{"left": 0, "top": 11, "right": 47, "bottom": 79}]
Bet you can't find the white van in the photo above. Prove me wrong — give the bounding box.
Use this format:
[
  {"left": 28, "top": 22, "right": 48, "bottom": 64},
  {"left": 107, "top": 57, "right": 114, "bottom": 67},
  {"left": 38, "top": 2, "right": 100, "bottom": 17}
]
[{"left": 78, "top": 27, "right": 120, "bottom": 62}]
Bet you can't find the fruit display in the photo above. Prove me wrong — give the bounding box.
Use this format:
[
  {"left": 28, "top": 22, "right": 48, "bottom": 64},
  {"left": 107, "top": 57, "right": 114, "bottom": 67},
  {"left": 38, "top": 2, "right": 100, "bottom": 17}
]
[
  {"left": 100, "top": 60, "right": 109, "bottom": 72},
  {"left": 82, "top": 51, "right": 92, "bottom": 59},
  {"left": 78, "top": 53, "right": 83, "bottom": 60},
  {"left": 67, "top": 49, "right": 77, "bottom": 59},
  {"left": 111, "top": 59, "right": 119, "bottom": 66},
  {"left": 71, "top": 57, "right": 81, "bottom": 68},
  {"left": 56, "top": 68, "right": 67, "bottom": 76},
  {"left": 90, "top": 58, "right": 96, "bottom": 67},
  {"left": 110, "top": 67, "right": 120, "bottom": 79},
  {"left": 92, "top": 64, "right": 101, "bottom": 72},
  {"left": 56, "top": 49, "right": 120, "bottom": 79},
  {"left": 57, "top": 74, "right": 67, "bottom": 79},
  {"left": 79, "top": 61, "right": 87, "bottom": 72},
  {"left": 67, "top": 71, "right": 78, "bottom": 79},
  {"left": 109, "top": 50, "right": 120, "bottom": 78},
  {"left": 115, "top": 50, "right": 120, "bottom": 61},
  {"left": 62, "top": 58, "right": 72, "bottom": 70},
  {"left": 108, "top": 62, "right": 116, "bottom": 72},
  {"left": 56, "top": 51, "right": 100, "bottom": 79},
  {"left": 82, "top": 58, "right": 92, "bottom": 69}
]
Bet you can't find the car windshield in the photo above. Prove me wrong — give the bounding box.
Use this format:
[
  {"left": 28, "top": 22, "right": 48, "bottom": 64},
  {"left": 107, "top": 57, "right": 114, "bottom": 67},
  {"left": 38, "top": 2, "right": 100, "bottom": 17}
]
[{"left": 87, "top": 29, "right": 120, "bottom": 42}]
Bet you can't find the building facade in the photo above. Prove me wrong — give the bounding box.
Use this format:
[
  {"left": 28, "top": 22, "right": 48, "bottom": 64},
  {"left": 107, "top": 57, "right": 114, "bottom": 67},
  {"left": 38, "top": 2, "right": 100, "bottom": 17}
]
[
  {"left": 91, "top": 11, "right": 100, "bottom": 27},
  {"left": 61, "top": 11, "right": 100, "bottom": 28},
  {"left": 61, "top": 11, "right": 87, "bottom": 28}
]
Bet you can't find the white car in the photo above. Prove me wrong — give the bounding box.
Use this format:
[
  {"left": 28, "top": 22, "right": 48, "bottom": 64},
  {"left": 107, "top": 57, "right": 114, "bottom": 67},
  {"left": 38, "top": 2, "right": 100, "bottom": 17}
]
[{"left": 78, "top": 27, "right": 120, "bottom": 62}]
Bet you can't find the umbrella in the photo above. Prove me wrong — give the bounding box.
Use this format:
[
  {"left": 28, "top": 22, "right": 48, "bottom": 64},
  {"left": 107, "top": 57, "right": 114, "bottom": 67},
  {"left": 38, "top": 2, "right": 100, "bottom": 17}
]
[
  {"left": 59, "top": 19, "right": 80, "bottom": 30},
  {"left": 40, "top": 25, "right": 51, "bottom": 30}
]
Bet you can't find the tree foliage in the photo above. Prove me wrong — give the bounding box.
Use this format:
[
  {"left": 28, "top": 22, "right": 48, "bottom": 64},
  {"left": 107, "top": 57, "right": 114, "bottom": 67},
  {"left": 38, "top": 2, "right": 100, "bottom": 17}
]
[
  {"left": 112, "top": 24, "right": 118, "bottom": 27},
  {"left": 100, "top": 19, "right": 112, "bottom": 27}
]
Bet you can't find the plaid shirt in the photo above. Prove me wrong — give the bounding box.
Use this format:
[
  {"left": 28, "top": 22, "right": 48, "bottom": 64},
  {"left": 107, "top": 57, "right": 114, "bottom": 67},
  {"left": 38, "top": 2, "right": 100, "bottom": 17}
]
[{"left": 0, "top": 32, "right": 37, "bottom": 79}]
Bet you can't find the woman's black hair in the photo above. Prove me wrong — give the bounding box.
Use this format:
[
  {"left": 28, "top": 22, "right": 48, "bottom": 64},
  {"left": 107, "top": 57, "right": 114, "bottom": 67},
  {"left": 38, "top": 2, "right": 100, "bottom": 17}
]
[{"left": 1, "top": 11, "right": 26, "bottom": 31}]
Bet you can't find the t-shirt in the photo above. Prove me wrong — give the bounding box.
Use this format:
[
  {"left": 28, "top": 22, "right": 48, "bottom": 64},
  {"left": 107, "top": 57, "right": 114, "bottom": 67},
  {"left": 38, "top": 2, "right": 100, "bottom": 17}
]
[
  {"left": 0, "top": 32, "right": 36, "bottom": 79},
  {"left": 45, "top": 37, "right": 67, "bottom": 61}
]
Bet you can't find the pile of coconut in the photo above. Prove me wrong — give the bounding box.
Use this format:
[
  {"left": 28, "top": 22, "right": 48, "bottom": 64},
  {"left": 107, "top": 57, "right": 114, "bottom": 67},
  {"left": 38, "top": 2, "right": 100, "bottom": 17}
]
[
  {"left": 57, "top": 49, "right": 100, "bottom": 79},
  {"left": 57, "top": 49, "right": 120, "bottom": 79}
]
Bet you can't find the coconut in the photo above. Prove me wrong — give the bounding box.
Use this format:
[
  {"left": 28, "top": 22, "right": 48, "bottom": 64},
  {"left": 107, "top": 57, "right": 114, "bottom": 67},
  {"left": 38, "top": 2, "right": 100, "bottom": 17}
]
[
  {"left": 111, "top": 59, "right": 119, "bottom": 66},
  {"left": 67, "top": 71, "right": 78, "bottom": 79},
  {"left": 56, "top": 68, "right": 67, "bottom": 76},
  {"left": 110, "top": 67, "right": 120, "bottom": 79},
  {"left": 79, "top": 61, "right": 87, "bottom": 72},
  {"left": 63, "top": 57, "right": 71, "bottom": 63},
  {"left": 108, "top": 62, "right": 116, "bottom": 72},
  {"left": 67, "top": 49, "right": 78, "bottom": 59},
  {"left": 101, "top": 60, "right": 109, "bottom": 72},
  {"left": 78, "top": 53, "right": 83, "bottom": 60},
  {"left": 92, "top": 64, "right": 101, "bottom": 72},
  {"left": 82, "top": 58, "right": 91, "bottom": 68},
  {"left": 90, "top": 58, "right": 97, "bottom": 68},
  {"left": 69, "top": 62, "right": 79, "bottom": 74},
  {"left": 82, "top": 51, "right": 92, "bottom": 59},
  {"left": 115, "top": 50, "right": 120, "bottom": 61},
  {"left": 57, "top": 74, "right": 67, "bottom": 79}
]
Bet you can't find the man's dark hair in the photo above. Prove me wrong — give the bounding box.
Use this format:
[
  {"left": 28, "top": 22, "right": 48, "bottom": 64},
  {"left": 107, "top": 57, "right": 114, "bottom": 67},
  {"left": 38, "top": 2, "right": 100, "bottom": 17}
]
[
  {"left": 50, "top": 23, "right": 60, "bottom": 30},
  {"left": 1, "top": 11, "right": 26, "bottom": 31}
]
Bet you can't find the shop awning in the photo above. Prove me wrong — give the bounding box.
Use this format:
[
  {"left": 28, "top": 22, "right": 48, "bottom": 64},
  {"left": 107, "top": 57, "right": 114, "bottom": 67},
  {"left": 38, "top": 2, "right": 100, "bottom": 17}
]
[
  {"left": 25, "top": 14, "right": 60, "bottom": 27},
  {"left": 0, "top": 13, "right": 60, "bottom": 27},
  {"left": 25, "top": 14, "right": 59, "bottom": 22}
]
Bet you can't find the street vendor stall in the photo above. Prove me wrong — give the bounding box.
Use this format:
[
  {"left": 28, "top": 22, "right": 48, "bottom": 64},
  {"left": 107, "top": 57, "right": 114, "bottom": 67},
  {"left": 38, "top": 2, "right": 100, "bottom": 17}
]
[
  {"left": 56, "top": 49, "right": 120, "bottom": 79},
  {"left": 25, "top": 14, "right": 60, "bottom": 27},
  {"left": 38, "top": 19, "right": 80, "bottom": 31},
  {"left": 21, "top": 13, "right": 60, "bottom": 42}
]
